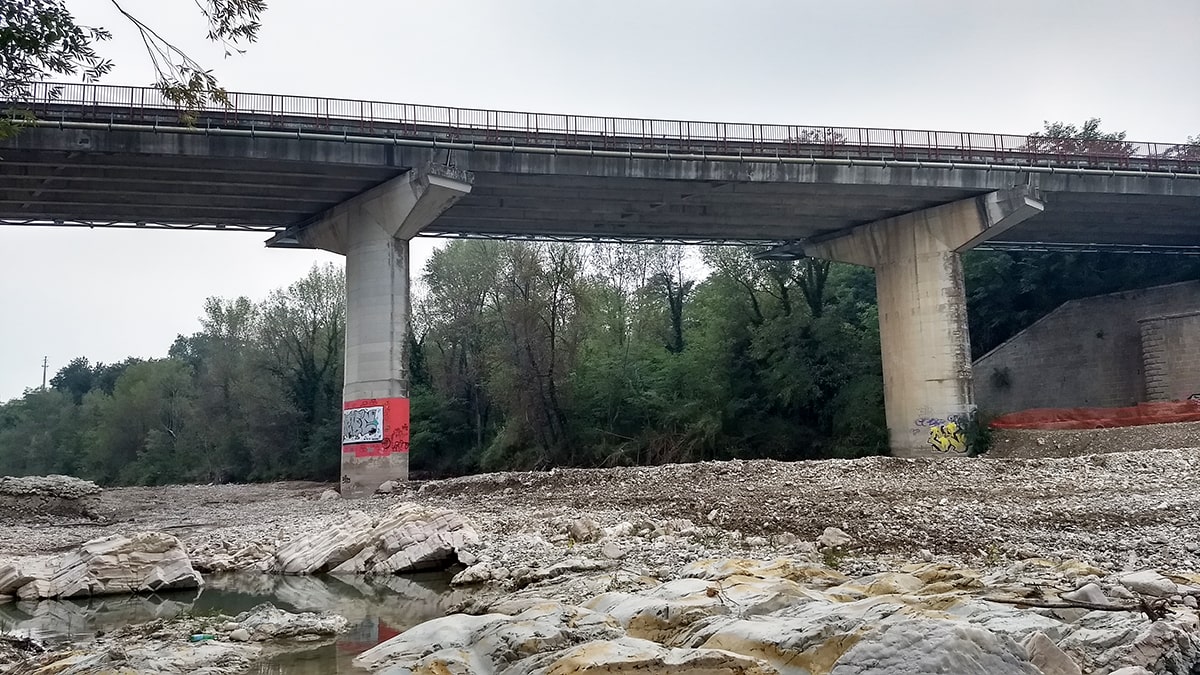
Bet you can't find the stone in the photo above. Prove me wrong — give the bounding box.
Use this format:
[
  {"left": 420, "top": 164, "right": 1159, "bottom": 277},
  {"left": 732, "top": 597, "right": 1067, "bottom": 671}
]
[
  {"left": 1023, "top": 632, "right": 1081, "bottom": 675},
  {"left": 604, "top": 522, "right": 635, "bottom": 539},
  {"left": 1117, "top": 570, "right": 1177, "bottom": 597},
  {"left": 451, "top": 563, "right": 494, "bottom": 586},
  {"left": 232, "top": 603, "right": 348, "bottom": 641},
  {"left": 228, "top": 628, "right": 251, "bottom": 642},
  {"left": 270, "top": 510, "right": 375, "bottom": 575},
  {"left": 329, "top": 503, "right": 480, "bottom": 575},
  {"left": 770, "top": 533, "right": 798, "bottom": 547},
  {"left": 817, "top": 527, "right": 853, "bottom": 549},
  {"left": 828, "top": 618, "right": 1042, "bottom": 675},
  {"left": 601, "top": 542, "right": 627, "bottom": 560},
  {"left": 13, "top": 532, "right": 202, "bottom": 600},
  {"left": 353, "top": 602, "right": 625, "bottom": 673},
  {"left": 744, "top": 536, "right": 769, "bottom": 548},
  {"left": 522, "top": 637, "right": 777, "bottom": 674},
  {"left": 319, "top": 489, "right": 340, "bottom": 501},
  {"left": 270, "top": 503, "right": 480, "bottom": 576},
  {"left": 1107, "top": 669, "right": 1153, "bottom": 675},
  {"left": 0, "top": 564, "right": 34, "bottom": 595},
  {"left": 1061, "top": 582, "right": 1109, "bottom": 605},
  {"left": 568, "top": 517, "right": 602, "bottom": 544},
  {"left": 1184, "top": 595, "right": 1198, "bottom": 609},
  {"left": 377, "top": 480, "right": 398, "bottom": 494}
]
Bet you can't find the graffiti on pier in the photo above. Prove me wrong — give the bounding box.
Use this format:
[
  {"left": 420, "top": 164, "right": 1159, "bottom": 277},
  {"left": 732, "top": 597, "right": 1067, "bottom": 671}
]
[
  {"left": 343, "top": 405, "right": 384, "bottom": 444},
  {"left": 342, "top": 398, "right": 410, "bottom": 458},
  {"left": 927, "top": 421, "right": 967, "bottom": 453}
]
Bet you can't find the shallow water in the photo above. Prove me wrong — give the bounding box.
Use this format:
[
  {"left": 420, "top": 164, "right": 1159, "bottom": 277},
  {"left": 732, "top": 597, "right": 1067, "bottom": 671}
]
[{"left": 0, "top": 572, "right": 459, "bottom": 673}]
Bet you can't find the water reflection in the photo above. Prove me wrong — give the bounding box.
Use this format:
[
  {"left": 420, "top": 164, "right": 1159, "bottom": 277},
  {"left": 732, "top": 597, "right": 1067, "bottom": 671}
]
[{"left": 0, "top": 572, "right": 460, "bottom": 674}]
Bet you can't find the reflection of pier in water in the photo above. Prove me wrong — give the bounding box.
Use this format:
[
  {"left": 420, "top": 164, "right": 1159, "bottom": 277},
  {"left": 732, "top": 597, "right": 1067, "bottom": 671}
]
[{"left": 0, "top": 573, "right": 461, "bottom": 674}]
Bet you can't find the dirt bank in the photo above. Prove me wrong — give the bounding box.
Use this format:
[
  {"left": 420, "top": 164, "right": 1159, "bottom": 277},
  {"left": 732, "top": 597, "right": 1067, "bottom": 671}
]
[{"left": 3, "top": 447, "right": 1199, "bottom": 575}]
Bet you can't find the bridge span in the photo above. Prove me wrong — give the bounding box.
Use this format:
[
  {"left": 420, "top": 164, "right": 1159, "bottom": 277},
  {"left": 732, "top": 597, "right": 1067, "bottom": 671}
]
[{"left": 3, "top": 82, "right": 1198, "bottom": 495}]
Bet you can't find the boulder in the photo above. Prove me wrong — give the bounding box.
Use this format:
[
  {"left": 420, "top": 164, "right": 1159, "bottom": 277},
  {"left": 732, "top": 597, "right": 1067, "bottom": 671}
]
[
  {"left": 271, "top": 503, "right": 479, "bottom": 576},
  {"left": 0, "top": 564, "right": 35, "bottom": 595},
  {"left": 1061, "top": 583, "right": 1109, "bottom": 605},
  {"left": 1023, "top": 632, "right": 1081, "bottom": 675},
  {"left": 817, "top": 527, "right": 853, "bottom": 550},
  {"left": 521, "top": 637, "right": 777, "bottom": 674},
  {"left": 319, "top": 489, "right": 340, "bottom": 501},
  {"left": 568, "top": 517, "right": 602, "bottom": 544},
  {"left": 270, "top": 510, "right": 375, "bottom": 575},
  {"left": 354, "top": 601, "right": 624, "bottom": 673},
  {"left": 13, "top": 532, "right": 202, "bottom": 600},
  {"left": 828, "top": 617, "right": 1042, "bottom": 675},
  {"left": 232, "top": 602, "right": 348, "bottom": 641},
  {"left": 332, "top": 503, "right": 480, "bottom": 575},
  {"left": 1117, "top": 570, "right": 1178, "bottom": 598}
]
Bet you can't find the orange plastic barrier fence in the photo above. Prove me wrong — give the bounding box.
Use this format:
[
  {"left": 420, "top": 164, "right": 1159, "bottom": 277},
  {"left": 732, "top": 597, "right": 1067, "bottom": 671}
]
[{"left": 990, "top": 400, "right": 1200, "bottom": 430}]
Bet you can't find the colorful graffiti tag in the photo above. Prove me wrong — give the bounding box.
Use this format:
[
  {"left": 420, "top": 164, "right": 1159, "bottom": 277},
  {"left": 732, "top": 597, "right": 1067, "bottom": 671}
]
[
  {"left": 343, "top": 406, "right": 383, "bottom": 444},
  {"left": 342, "top": 398, "right": 410, "bottom": 458},
  {"left": 927, "top": 420, "right": 967, "bottom": 453}
]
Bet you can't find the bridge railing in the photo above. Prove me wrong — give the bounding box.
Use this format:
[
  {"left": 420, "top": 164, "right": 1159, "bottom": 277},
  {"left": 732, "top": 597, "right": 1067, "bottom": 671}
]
[{"left": 11, "top": 82, "right": 1199, "bottom": 172}]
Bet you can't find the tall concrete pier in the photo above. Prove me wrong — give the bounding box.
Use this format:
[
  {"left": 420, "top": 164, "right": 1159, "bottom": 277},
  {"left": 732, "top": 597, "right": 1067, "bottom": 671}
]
[
  {"left": 806, "top": 188, "right": 1044, "bottom": 457},
  {"left": 298, "top": 167, "right": 473, "bottom": 496}
]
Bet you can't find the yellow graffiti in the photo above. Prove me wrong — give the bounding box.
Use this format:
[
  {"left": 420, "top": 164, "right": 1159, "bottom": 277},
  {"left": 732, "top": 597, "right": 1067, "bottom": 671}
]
[{"left": 928, "top": 421, "right": 967, "bottom": 453}]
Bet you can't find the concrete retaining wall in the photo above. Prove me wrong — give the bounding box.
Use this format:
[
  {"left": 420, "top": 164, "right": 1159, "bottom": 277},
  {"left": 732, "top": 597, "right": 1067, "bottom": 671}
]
[{"left": 974, "top": 281, "right": 1200, "bottom": 415}]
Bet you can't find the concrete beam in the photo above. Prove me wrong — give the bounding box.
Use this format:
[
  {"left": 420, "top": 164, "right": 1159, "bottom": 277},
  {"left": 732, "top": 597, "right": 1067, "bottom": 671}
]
[
  {"left": 804, "top": 187, "right": 1044, "bottom": 266},
  {"left": 292, "top": 166, "right": 474, "bottom": 254}
]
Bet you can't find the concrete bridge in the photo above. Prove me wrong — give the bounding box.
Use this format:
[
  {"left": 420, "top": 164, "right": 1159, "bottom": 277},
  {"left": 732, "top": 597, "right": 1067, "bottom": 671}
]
[{"left": 3, "top": 82, "right": 1198, "bottom": 495}]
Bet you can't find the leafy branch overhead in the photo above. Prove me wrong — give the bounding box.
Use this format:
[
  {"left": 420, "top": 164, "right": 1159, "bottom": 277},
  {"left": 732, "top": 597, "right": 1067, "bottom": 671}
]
[{"left": 0, "top": 0, "right": 266, "bottom": 108}]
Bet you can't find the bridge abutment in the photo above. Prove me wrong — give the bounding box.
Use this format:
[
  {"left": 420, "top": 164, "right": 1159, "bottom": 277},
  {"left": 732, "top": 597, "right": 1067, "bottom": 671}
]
[
  {"left": 298, "top": 167, "right": 473, "bottom": 496},
  {"left": 805, "top": 188, "right": 1042, "bottom": 457}
]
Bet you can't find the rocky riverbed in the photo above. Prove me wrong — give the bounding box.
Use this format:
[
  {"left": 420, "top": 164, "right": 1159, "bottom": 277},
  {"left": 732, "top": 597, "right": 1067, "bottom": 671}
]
[{"left": 2, "top": 447, "right": 1200, "bottom": 673}]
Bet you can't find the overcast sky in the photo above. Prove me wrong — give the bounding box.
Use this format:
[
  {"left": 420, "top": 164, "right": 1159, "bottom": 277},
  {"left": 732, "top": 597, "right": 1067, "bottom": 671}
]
[{"left": 2, "top": 0, "right": 1198, "bottom": 401}]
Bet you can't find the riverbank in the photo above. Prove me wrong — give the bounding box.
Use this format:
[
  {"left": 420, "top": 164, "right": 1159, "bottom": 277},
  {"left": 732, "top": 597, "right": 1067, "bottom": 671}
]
[
  {"left": 3, "top": 448, "right": 1200, "bottom": 673},
  {"left": 4, "top": 448, "right": 1199, "bottom": 574}
]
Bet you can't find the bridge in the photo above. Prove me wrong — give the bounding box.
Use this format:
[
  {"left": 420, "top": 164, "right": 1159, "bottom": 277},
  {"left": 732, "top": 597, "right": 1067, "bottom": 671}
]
[{"left": 3, "top": 82, "right": 1198, "bottom": 495}]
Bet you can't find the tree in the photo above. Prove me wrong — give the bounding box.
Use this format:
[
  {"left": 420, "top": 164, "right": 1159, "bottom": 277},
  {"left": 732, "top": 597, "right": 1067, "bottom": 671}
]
[
  {"left": 254, "top": 263, "right": 345, "bottom": 480},
  {"left": 1, "top": 1, "right": 266, "bottom": 114},
  {"left": 1022, "top": 118, "right": 1134, "bottom": 158},
  {"left": 49, "top": 356, "right": 95, "bottom": 403}
]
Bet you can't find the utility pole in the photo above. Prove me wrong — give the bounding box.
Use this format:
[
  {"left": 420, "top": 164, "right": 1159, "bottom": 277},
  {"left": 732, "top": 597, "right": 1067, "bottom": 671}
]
[{"left": 42, "top": 356, "right": 49, "bottom": 390}]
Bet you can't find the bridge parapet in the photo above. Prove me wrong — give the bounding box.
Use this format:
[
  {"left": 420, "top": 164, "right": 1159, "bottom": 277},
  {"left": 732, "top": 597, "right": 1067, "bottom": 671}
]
[{"left": 11, "top": 82, "right": 1199, "bottom": 173}]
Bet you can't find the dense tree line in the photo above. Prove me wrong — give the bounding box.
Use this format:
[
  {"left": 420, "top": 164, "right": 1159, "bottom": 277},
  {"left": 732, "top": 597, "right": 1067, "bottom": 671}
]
[{"left": 3, "top": 242, "right": 1198, "bottom": 486}]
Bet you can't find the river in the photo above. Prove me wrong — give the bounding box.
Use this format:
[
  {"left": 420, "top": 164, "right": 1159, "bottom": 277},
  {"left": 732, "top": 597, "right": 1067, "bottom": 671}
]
[{"left": 0, "top": 572, "right": 459, "bottom": 673}]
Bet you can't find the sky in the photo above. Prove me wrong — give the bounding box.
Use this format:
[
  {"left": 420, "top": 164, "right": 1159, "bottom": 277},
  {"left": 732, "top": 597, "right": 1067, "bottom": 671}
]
[{"left": 1, "top": 0, "right": 1198, "bottom": 401}]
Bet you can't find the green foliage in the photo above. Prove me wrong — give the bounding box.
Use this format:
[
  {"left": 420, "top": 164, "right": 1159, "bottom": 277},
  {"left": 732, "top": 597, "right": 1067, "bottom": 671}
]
[
  {"left": 3, "top": 230, "right": 1192, "bottom": 485},
  {"left": 0, "top": 0, "right": 266, "bottom": 129},
  {"left": 1023, "top": 118, "right": 1133, "bottom": 156},
  {"left": 0, "top": 1, "right": 112, "bottom": 101},
  {"left": 964, "top": 250, "right": 1200, "bottom": 358}
]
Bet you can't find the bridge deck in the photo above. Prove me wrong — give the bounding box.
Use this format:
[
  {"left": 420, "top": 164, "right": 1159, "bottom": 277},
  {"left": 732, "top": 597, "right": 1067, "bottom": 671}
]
[{"left": 2, "top": 83, "right": 1198, "bottom": 252}]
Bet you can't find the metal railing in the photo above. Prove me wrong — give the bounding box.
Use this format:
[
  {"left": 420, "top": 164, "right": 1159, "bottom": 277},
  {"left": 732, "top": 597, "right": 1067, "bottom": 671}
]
[{"left": 10, "top": 82, "right": 1200, "bottom": 172}]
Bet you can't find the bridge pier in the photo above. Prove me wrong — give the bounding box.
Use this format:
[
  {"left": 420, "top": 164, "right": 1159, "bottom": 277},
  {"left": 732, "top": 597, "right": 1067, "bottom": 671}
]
[
  {"left": 296, "top": 167, "right": 473, "bottom": 496},
  {"left": 805, "top": 188, "right": 1042, "bottom": 457}
]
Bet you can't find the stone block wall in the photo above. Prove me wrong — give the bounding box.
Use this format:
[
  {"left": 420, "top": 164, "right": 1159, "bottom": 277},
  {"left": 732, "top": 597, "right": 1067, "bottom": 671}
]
[
  {"left": 974, "top": 281, "right": 1200, "bottom": 415},
  {"left": 1140, "top": 310, "right": 1200, "bottom": 402}
]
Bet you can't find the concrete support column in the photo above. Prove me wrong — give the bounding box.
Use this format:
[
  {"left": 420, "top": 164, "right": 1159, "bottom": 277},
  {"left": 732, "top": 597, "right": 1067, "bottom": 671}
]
[
  {"left": 291, "top": 166, "right": 472, "bottom": 495},
  {"left": 804, "top": 188, "right": 1042, "bottom": 457}
]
